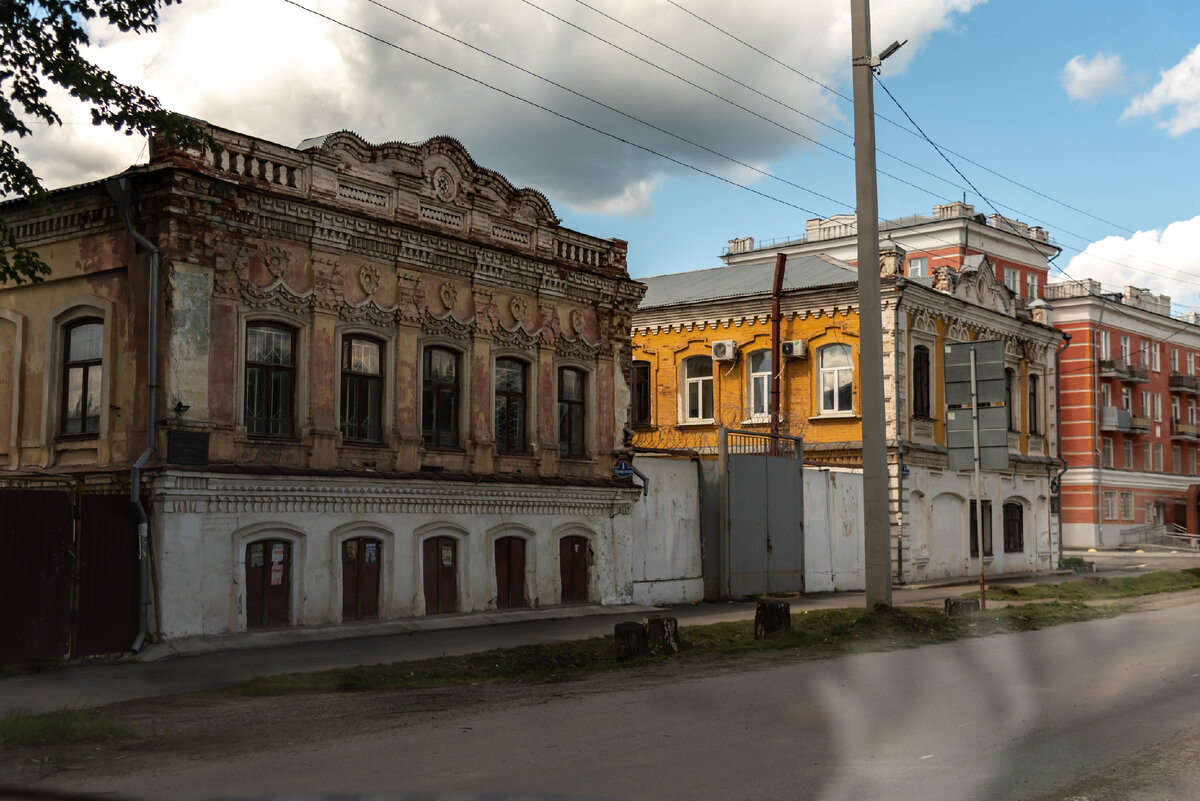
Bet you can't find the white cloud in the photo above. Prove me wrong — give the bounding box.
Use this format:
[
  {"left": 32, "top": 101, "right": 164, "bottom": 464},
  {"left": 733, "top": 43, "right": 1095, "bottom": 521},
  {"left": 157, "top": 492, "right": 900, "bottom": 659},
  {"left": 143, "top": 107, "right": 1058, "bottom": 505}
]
[
  {"left": 1065, "top": 216, "right": 1200, "bottom": 311},
  {"left": 1123, "top": 43, "right": 1200, "bottom": 136},
  {"left": 1060, "top": 52, "right": 1127, "bottom": 102},
  {"left": 14, "top": 0, "right": 981, "bottom": 215}
]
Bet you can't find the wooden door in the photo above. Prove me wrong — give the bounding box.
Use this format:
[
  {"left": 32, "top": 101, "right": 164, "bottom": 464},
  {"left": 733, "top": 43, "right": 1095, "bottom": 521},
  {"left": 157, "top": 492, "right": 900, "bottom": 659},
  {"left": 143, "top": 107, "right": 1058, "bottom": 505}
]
[
  {"left": 341, "top": 537, "right": 381, "bottom": 621},
  {"left": 559, "top": 535, "right": 589, "bottom": 604},
  {"left": 494, "top": 536, "right": 527, "bottom": 609},
  {"left": 246, "top": 539, "right": 290, "bottom": 628},
  {"left": 422, "top": 536, "right": 457, "bottom": 614}
]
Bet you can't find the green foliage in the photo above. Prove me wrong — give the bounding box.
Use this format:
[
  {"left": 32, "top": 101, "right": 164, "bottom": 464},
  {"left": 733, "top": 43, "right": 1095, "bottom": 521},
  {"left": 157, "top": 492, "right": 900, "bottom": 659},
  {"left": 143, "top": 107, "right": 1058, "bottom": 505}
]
[
  {"left": 0, "top": 0, "right": 207, "bottom": 284},
  {"left": 979, "top": 569, "right": 1200, "bottom": 601},
  {"left": 0, "top": 706, "right": 131, "bottom": 748}
]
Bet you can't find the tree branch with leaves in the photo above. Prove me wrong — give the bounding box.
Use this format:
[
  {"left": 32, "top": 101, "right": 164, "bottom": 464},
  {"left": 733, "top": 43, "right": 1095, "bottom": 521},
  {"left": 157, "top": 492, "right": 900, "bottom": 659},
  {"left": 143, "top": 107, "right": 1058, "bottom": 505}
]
[{"left": 1, "top": 0, "right": 205, "bottom": 284}]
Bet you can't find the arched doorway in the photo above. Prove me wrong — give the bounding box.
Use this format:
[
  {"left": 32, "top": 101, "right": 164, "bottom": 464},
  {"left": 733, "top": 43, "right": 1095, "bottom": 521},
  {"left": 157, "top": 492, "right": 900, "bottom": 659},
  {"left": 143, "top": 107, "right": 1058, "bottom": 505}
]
[
  {"left": 422, "top": 536, "right": 458, "bottom": 614},
  {"left": 245, "top": 539, "right": 290, "bottom": 628},
  {"left": 559, "top": 535, "right": 589, "bottom": 604},
  {"left": 494, "top": 536, "right": 527, "bottom": 608},
  {"left": 341, "top": 536, "right": 382, "bottom": 621}
]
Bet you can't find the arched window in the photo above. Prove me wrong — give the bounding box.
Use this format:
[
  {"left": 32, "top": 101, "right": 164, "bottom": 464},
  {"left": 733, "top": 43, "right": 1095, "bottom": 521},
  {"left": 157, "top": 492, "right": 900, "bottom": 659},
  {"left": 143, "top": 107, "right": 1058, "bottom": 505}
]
[
  {"left": 912, "top": 345, "right": 931, "bottom": 419},
  {"left": 819, "top": 344, "right": 853, "bottom": 414},
  {"left": 245, "top": 323, "right": 296, "bottom": 437},
  {"left": 558, "top": 367, "right": 586, "bottom": 457},
  {"left": 683, "top": 356, "right": 713, "bottom": 422},
  {"left": 422, "top": 346, "right": 460, "bottom": 448},
  {"left": 62, "top": 318, "right": 103, "bottom": 435},
  {"left": 340, "top": 335, "right": 382, "bottom": 442},
  {"left": 494, "top": 357, "right": 528, "bottom": 454},
  {"left": 748, "top": 350, "right": 771, "bottom": 420},
  {"left": 1002, "top": 502, "right": 1024, "bottom": 553}
]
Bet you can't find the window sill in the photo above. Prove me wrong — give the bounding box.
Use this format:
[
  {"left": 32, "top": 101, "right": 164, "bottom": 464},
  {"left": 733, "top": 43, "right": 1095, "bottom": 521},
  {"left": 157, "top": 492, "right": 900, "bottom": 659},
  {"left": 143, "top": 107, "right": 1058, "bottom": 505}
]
[
  {"left": 56, "top": 434, "right": 100, "bottom": 445},
  {"left": 808, "top": 412, "right": 859, "bottom": 422},
  {"left": 678, "top": 420, "right": 716, "bottom": 427},
  {"left": 740, "top": 416, "right": 771, "bottom": 426}
]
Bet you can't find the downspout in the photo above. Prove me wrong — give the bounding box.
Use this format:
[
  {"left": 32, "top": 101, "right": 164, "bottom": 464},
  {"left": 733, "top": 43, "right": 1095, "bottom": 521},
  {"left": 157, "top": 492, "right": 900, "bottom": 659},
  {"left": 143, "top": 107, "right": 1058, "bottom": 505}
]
[
  {"left": 893, "top": 276, "right": 907, "bottom": 584},
  {"left": 1054, "top": 331, "right": 1072, "bottom": 567},
  {"left": 107, "top": 176, "right": 158, "bottom": 653},
  {"left": 770, "top": 253, "right": 787, "bottom": 445}
]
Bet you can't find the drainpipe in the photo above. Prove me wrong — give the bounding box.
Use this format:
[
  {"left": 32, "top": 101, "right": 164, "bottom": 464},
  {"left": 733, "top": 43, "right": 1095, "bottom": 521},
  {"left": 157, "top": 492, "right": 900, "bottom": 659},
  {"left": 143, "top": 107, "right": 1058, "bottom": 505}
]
[
  {"left": 770, "top": 253, "right": 786, "bottom": 445},
  {"left": 893, "top": 276, "right": 907, "bottom": 584},
  {"left": 107, "top": 176, "right": 158, "bottom": 653},
  {"left": 1054, "top": 332, "right": 1072, "bottom": 567}
]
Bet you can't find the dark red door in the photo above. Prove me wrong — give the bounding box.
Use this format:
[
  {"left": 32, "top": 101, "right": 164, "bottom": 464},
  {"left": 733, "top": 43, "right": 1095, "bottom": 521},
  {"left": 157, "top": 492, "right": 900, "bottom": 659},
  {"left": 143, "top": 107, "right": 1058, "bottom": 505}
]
[
  {"left": 342, "top": 537, "right": 381, "bottom": 620},
  {"left": 560, "top": 536, "right": 589, "bottom": 604},
  {"left": 422, "top": 536, "right": 457, "bottom": 614},
  {"left": 246, "top": 539, "right": 290, "bottom": 628},
  {"left": 494, "top": 536, "right": 527, "bottom": 609},
  {"left": 76, "top": 494, "right": 138, "bottom": 657}
]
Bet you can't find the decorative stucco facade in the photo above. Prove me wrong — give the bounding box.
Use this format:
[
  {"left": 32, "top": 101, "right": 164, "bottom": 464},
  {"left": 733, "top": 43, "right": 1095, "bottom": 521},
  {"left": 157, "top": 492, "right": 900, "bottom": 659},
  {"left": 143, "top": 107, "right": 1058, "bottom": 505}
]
[{"left": 0, "top": 123, "right": 645, "bottom": 645}]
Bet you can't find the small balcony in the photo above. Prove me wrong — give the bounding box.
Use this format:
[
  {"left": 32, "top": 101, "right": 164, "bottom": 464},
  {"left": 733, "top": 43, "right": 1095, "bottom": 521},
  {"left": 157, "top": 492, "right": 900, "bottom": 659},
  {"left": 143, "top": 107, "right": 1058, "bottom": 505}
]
[
  {"left": 1098, "top": 358, "right": 1150, "bottom": 383},
  {"left": 1100, "top": 406, "right": 1132, "bottom": 432},
  {"left": 1170, "top": 419, "right": 1200, "bottom": 440},
  {"left": 1129, "top": 415, "right": 1153, "bottom": 433},
  {"left": 1169, "top": 372, "right": 1200, "bottom": 394}
]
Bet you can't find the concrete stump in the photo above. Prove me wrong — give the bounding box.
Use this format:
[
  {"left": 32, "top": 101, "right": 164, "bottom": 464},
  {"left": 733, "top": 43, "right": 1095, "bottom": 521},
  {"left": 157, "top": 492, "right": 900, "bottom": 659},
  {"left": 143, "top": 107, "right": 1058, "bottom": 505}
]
[
  {"left": 614, "top": 620, "right": 649, "bottom": 661},
  {"left": 754, "top": 599, "right": 791, "bottom": 639},
  {"left": 944, "top": 597, "right": 981, "bottom": 617},
  {"left": 644, "top": 615, "right": 680, "bottom": 655}
]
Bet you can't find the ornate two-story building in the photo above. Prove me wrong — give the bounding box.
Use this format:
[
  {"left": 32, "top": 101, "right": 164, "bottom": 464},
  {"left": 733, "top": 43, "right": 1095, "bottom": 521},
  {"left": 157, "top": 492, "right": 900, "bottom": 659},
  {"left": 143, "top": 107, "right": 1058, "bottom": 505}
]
[{"left": 0, "top": 122, "right": 644, "bottom": 650}]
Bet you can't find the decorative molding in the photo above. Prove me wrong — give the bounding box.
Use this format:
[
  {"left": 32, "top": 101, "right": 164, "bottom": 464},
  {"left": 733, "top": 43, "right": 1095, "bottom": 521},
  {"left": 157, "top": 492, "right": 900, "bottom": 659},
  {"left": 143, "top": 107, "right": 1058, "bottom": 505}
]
[
  {"left": 340, "top": 299, "right": 398, "bottom": 329},
  {"left": 494, "top": 322, "right": 541, "bottom": 351},
  {"left": 420, "top": 204, "right": 464, "bottom": 228},
  {"left": 359, "top": 264, "right": 381, "bottom": 296},
  {"left": 431, "top": 166, "right": 457, "bottom": 203},
  {"left": 558, "top": 336, "right": 600, "bottom": 360},
  {"left": 510, "top": 294, "right": 528, "bottom": 324},
  {"left": 423, "top": 308, "right": 473, "bottom": 340},
  {"left": 266, "top": 245, "right": 290, "bottom": 278},
  {"left": 438, "top": 281, "right": 458, "bottom": 311}
]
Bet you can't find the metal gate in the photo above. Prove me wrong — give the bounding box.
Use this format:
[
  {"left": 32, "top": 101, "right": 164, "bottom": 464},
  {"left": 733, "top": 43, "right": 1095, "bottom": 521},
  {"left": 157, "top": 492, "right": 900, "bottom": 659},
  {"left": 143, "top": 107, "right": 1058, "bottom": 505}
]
[
  {"left": 0, "top": 481, "right": 139, "bottom": 661},
  {"left": 717, "top": 429, "right": 805, "bottom": 597}
]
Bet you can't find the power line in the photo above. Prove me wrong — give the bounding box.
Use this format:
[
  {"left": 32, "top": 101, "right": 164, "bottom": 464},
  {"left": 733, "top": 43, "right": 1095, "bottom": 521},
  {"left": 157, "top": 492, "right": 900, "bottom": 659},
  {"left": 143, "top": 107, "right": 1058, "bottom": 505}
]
[
  {"left": 278, "top": 0, "right": 828, "bottom": 217},
  {"left": 359, "top": 0, "right": 851, "bottom": 210}
]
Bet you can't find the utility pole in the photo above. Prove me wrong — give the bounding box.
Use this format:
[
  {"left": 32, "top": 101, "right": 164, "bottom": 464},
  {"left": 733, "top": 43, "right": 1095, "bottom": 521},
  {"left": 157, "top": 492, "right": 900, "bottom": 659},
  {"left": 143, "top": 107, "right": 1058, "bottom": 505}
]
[{"left": 851, "top": 0, "right": 892, "bottom": 608}]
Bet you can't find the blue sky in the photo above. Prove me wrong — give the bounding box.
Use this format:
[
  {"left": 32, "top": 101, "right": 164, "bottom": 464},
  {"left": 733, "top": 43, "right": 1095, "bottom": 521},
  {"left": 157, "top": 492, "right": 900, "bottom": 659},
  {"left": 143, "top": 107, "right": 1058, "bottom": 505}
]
[{"left": 18, "top": 0, "right": 1200, "bottom": 309}]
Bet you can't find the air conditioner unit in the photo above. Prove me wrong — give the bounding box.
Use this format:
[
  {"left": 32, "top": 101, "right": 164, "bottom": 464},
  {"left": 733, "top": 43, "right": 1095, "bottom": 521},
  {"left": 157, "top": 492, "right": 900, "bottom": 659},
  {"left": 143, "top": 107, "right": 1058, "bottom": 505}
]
[
  {"left": 712, "top": 340, "right": 738, "bottom": 362},
  {"left": 781, "top": 340, "right": 808, "bottom": 359}
]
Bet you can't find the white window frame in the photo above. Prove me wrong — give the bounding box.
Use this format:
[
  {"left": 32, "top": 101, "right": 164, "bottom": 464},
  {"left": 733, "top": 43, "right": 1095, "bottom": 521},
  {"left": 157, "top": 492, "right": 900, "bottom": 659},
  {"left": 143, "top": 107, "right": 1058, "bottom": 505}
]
[
  {"left": 1103, "top": 491, "right": 1118, "bottom": 521},
  {"left": 682, "top": 355, "right": 715, "bottom": 424},
  {"left": 1099, "top": 331, "right": 1110, "bottom": 361},
  {"left": 907, "top": 257, "right": 928, "bottom": 278},
  {"left": 1102, "top": 437, "right": 1113, "bottom": 468},
  {"left": 746, "top": 349, "right": 772, "bottom": 423},
  {"left": 1120, "top": 491, "right": 1134, "bottom": 521},
  {"left": 818, "top": 344, "right": 855, "bottom": 416},
  {"left": 1100, "top": 384, "right": 1111, "bottom": 408},
  {"left": 1153, "top": 393, "right": 1163, "bottom": 422},
  {"left": 1025, "top": 273, "right": 1037, "bottom": 300},
  {"left": 1171, "top": 348, "right": 1179, "bottom": 373},
  {"left": 1152, "top": 343, "right": 1161, "bottom": 372},
  {"left": 1120, "top": 335, "right": 1130, "bottom": 362},
  {"left": 1154, "top": 443, "right": 1164, "bottom": 472},
  {"left": 1121, "top": 386, "right": 1131, "bottom": 411},
  {"left": 1123, "top": 440, "right": 1133, "bottom": 469}
]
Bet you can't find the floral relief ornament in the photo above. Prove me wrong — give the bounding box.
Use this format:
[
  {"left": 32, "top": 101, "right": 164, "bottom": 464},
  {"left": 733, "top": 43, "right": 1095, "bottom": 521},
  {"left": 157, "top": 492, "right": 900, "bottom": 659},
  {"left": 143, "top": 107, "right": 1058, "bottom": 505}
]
[
  {"left": 439, "top": 281, "right": 458, "bottom": 311},
  {"left": 266, "top": 245, "right": 290, "bottom": 279},
  {"left": 359, "top": 264, "right": 381, "bottom": 296},
  {"left": 510, "top": 295, "right": 527, "bottom": 324},
  {"left": 432, "top": 167, "right": 457, "bottom": 203},
  {"left": 570, "top": 308, "right": 586, "bottom": 335}
]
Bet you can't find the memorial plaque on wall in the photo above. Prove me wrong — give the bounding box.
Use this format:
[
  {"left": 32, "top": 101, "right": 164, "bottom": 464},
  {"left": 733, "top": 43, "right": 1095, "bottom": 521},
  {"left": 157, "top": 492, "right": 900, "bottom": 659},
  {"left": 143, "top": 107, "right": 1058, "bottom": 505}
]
[{"left": 167, "top": 430, "right": 210, "bottom": 466}]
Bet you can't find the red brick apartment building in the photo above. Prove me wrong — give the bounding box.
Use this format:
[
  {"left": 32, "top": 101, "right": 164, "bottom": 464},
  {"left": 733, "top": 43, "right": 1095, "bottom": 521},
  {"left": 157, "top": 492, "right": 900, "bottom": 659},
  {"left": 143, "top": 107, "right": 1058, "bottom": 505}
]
[{"left": 1049, "top": 280, "right": 1200, "bottom": 547}]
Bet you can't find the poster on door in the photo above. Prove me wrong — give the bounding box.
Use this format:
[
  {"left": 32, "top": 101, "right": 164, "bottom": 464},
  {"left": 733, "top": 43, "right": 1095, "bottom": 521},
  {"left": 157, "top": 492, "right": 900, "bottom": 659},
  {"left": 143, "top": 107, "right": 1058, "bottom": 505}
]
[
  {"left": 270, "top": 562, "right": 284, "bottom": 586},
  {"left": 271, "top": 543, "right": 286, "bottom": 563},
  {"left": 365, "top": 542, "right": 377, "bottom": 564}
]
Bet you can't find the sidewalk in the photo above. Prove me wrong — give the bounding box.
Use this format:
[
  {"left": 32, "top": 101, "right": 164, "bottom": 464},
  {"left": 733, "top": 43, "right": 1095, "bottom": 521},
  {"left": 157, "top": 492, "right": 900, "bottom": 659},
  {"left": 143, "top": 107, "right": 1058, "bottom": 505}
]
[{"left": 0, "top": 560, "right": 1142, "bottom": 716}]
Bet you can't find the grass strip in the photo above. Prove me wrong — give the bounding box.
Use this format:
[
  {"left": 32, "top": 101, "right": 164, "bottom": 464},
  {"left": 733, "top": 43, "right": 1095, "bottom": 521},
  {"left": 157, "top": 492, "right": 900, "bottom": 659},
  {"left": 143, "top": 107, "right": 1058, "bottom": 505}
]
[
  {"left": 231, "top": 600, "right": 1122, "bottom": 697},
  {"left": 0, "top": 707, "right": 131, "bottom": 748},
  {"left": 979, "top": 568, "right": 1200, "bottom": 601}
]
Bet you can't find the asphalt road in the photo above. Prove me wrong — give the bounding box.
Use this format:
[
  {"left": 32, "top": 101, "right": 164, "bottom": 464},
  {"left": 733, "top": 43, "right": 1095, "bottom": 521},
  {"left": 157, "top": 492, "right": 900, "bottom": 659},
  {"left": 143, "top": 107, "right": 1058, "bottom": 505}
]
[{"left": 32, "top": 593, "right": 1200, "bottom": 801}]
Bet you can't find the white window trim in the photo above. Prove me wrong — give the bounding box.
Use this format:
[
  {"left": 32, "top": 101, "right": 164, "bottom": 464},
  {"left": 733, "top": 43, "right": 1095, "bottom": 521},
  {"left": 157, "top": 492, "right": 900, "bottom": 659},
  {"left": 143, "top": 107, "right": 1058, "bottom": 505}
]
[
  {"left": 681, "top": 355, "right": 715, "bottom": 424},
  {"left": 817, "top": 344, "right": 855, "bottom": 416}
]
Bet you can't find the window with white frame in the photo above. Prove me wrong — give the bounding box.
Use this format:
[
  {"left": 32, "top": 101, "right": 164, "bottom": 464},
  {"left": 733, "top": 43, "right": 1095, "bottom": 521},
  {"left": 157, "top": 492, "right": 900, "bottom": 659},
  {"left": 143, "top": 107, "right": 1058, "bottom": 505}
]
[
  {"left": 1121, "top": 385, "right": 1131, "bottom": 410},
  {"left": 818, "top": 344, "right": 854, "bottom": 414},
  {"left": 1120, "top": 491, "right": 1134, "bottom": 521},
  {"left": 1123, "top": 440, "right": 1133, "bottom": 469},
  {"left": 683, "top": 356, "right": 714, "bottom": 422},
  {"left": 1152, "top": 343, "right": 1161, "bottom": 372},
  {"left": 747, "top": 350, "right": 771, "bottom": 420},
  {"left": 1103, "top": 491, "right": 1118, "bottom": 521},
  {"left": 1139, "top": 341, "right": 1149, "bottom": 367},
  {"left": 1191, "top": 400, "right": 1197, "bottom": 424},
  {"left": 1120, "top": 335, "right": 1130, "bottom": 362},
  {"left": 1154, "top": 443, "right": 1163, "bottom": 471},
  {"left": 1172, "top": 397, "right": 1181, "bottom": 424},
  {"left": 1141, "top": 390, "right": 1150, "bottom": 416},
  {"left": 1099, "top": 331, "right": 1110, "bottom": 360},
  {"left": 1190, "top": 353, "right": 1195, "bottom": 375},
  {"left": 1171, "top": 348, "right": 1179, "bottom": 373},
  {"left": 1100, "top": 384, "right": 1111, "bottom": 408},
  {"left": 1143, "top": 443, "right": 1151, "bottom": 470},
  {"left": 1102, "top": 437, "right": 1113, "bottom": 468},
  {"left": 907, "top": 257, "right": 928, "bottom": 278},
  {"left": 1004, "top": 268, "right": 1019, "bottom": 293},
  {"left": 1153, "top": 393, "right": 1163, "bottom": 422},
  {"left": 1191, "top": 449, "right": 1197, "bottom": 475}
]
